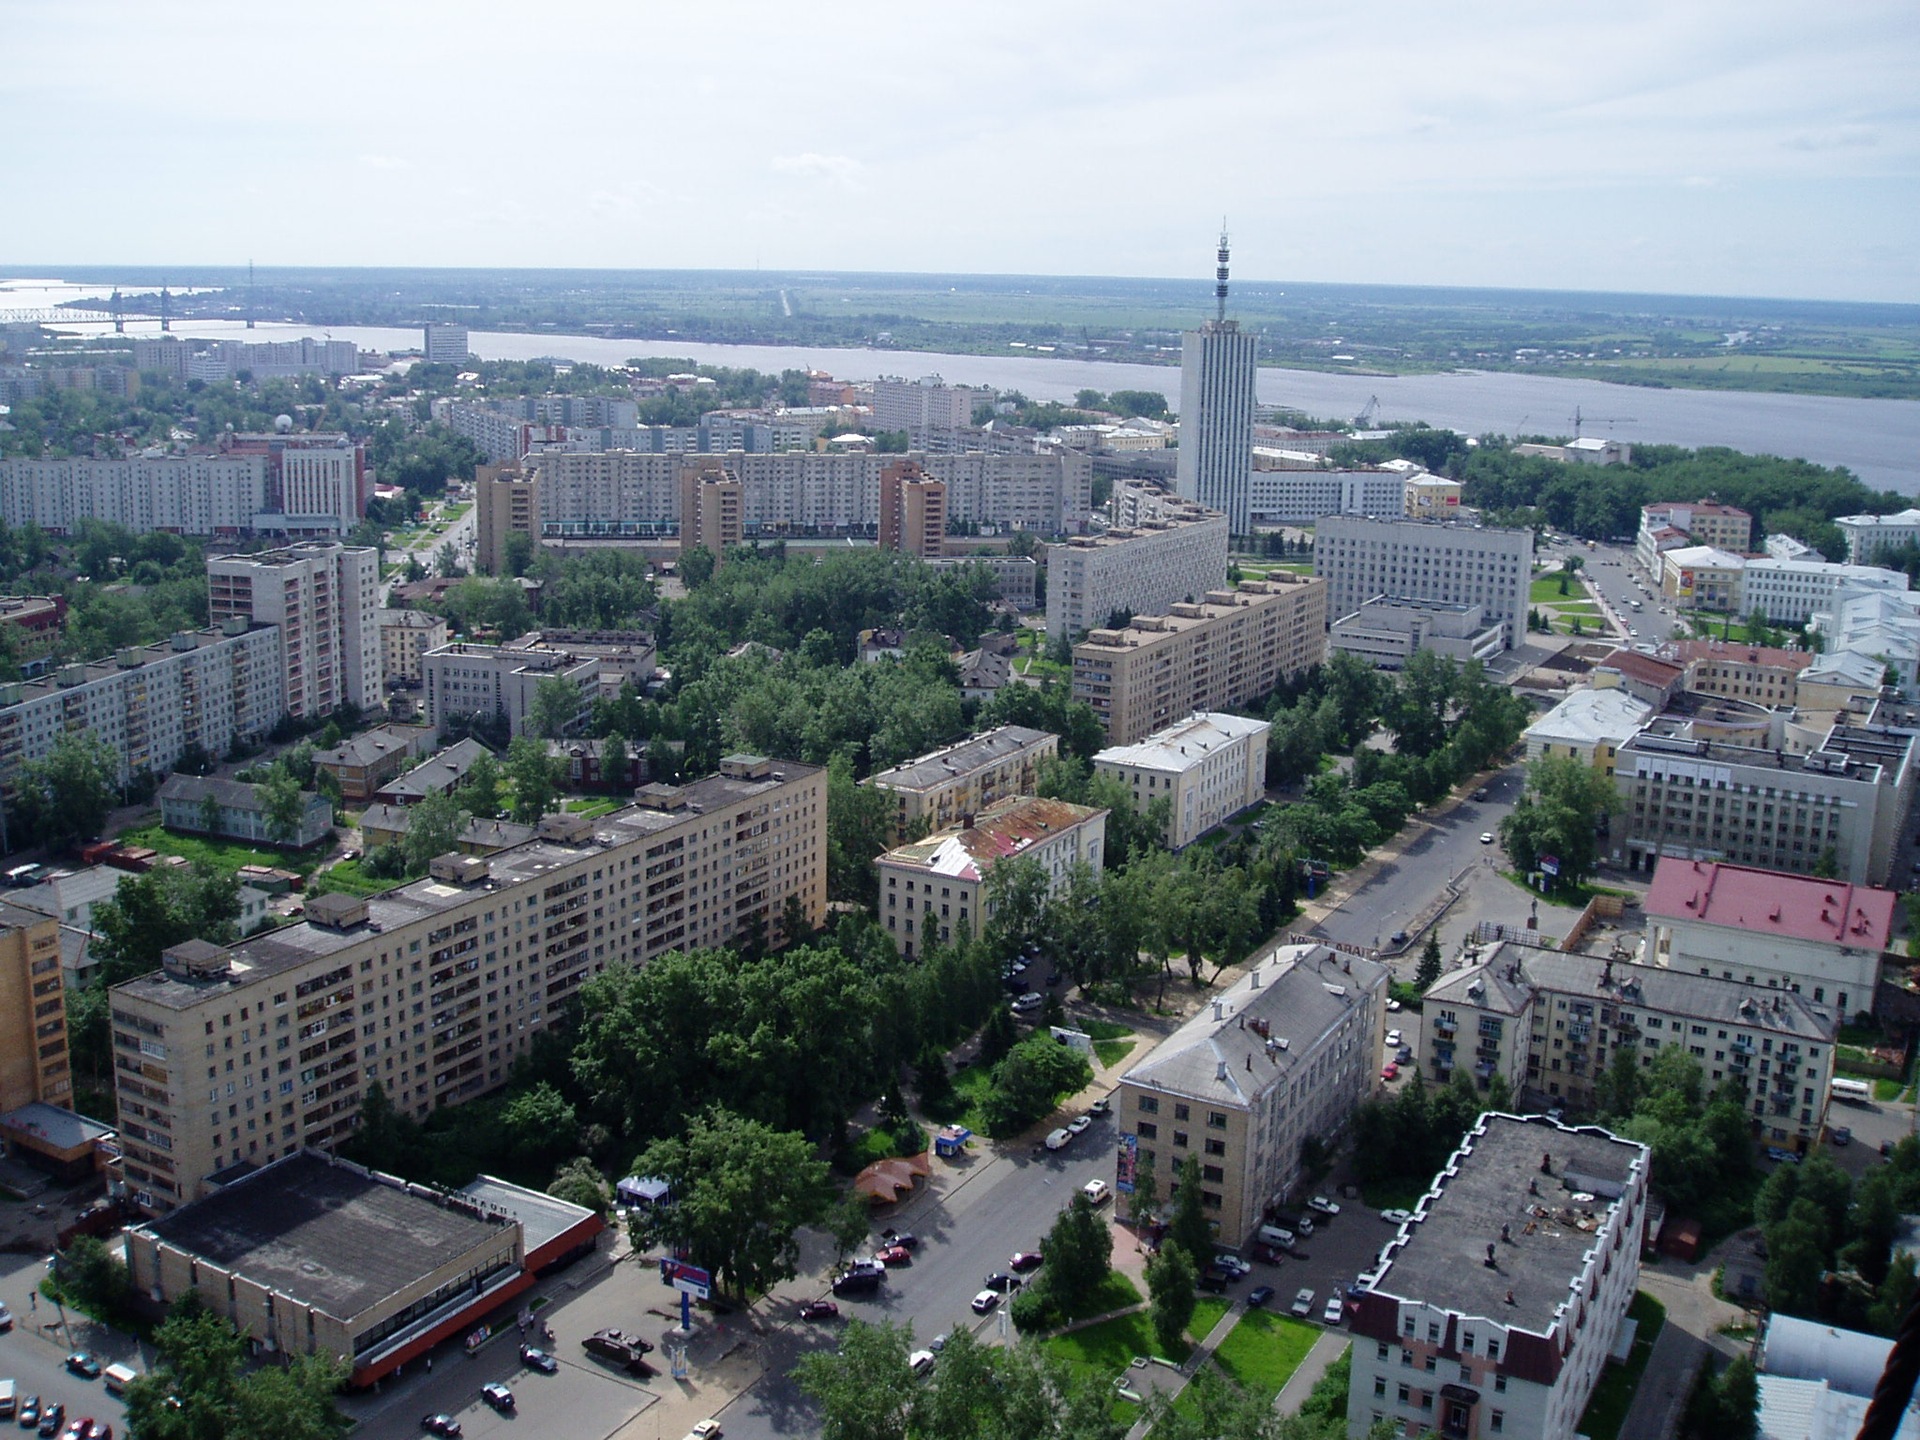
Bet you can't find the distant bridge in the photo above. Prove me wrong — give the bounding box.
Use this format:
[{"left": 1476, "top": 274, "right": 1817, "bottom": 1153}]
[{"left": 0, "top": 308, "right": 130, "bottom": 325}]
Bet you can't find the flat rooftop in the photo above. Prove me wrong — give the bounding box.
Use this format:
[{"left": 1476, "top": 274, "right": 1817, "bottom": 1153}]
[
  {"left": 457, "top": 1175, "right": 597, "bottom": 1255},
  {"left": 1370, "top": 1115, "right": 1646, "bottom": 1334},
  {"left": 1094, "top": 711, "right": 1269, "bottom": 774},
  {"left": 137, "top": 1151, "right": 515, "bottom": 1322}
]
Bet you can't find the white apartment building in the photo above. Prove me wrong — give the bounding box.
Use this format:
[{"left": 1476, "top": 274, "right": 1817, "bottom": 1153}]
[
  {"left": 1642, "top": 856, "right": 1896, "bottom": 1023},
  {"left": 1635, "top": 501, "right": 1753, "bottom": 574},
  {"left": 1120, "top": 945, "right": 1388, "bottom": 1244},
  {"left": 423, "top": 325, "right": 470, "bottom": 364},
  {"left": 207, "top": 542, "right": 381, "bottom": 717},
  {"left": 875, "top": 796, "right": 1106, "bottom": 958},
  {"left": 1347, "top": 1115, "right": 1650, "bottom": 1440},
  {"left": 0, "top": 621, "right": 284, "bottom": 789},
  {"left": 870, "top": 375, "right": 986, "bottom": 433},
  {"left": 275, "top": 442, "right": 363, "bottom": 532},
  {"left": 0, "top": 455, "right": 270, "bottom": 536},
  {"left": 1810, "top": 584, "right": 1920, "bottom": 690},
  {"left": 865, "top": 725, "right": 1059, "bottom": 839},
  {"left": 531, "top": 449, "right": 1092, "bottom": 538},
  {"left": 1328, "top": 596, "right": 1508, "bottom": 670},
  {"left": 422, "top": 641, "right": 599, "bottom": 738},
  {"left": 1045, "top": 506, "right": 1229, "bottom": 642},
  {"left": 134, "top": 336, "right": 358, "bottom": 381},
  {"left": 445, "top": 403, "right": 532, "bottom": 465},
  {"left": 1835, "top": 509, "right": 1920, "bottom": 566},
  {"left": 106, "top": 755, "right": 826, "bottom": 1211},
  {"left": 1093, "top": 711, "right": 1270, "bottom": 849},
  {"left": 1315, "top": 516, "right": 1534, "bottom": 647},
  {"left": 1739, "top": 558, "right": 1908, "bottom": 626},
  {"left": 1246, "top": 466, "right": 1407, "bottom": 526}
]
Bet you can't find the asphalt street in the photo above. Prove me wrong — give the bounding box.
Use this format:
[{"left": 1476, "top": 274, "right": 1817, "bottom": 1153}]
[
  {"left": 1576, "top": 540, "right": 1676, "bottom": 646},
  {"left": 0, "top": 1258, "right": 134, "bottom": 1439}
]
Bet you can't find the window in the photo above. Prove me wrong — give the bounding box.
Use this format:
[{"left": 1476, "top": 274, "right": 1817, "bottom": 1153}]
[
  {"left": 1173, "top": 1130, "right": 1189, "bottom": 1148},
  {"left": 1137, "top": 1121, "right": 1158, "bottom": 1140},
  {"left": 1491, "top": 1412, "right": 1504, "bottom": 1433},
  {"left": 1138, "top": 1095, "right": 1159, "bottom": 1114},
  {"left": 1174, "top": 1103, "right": 1190, "bottom": 1121},
  {"left": 1207, "top": 1110, "right": 1228, "bottom": 1129}
]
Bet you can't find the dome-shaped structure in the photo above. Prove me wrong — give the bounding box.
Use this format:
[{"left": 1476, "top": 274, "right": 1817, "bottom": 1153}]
[{"left": 274, "top": 413, "right": 294, "bottom": 433}]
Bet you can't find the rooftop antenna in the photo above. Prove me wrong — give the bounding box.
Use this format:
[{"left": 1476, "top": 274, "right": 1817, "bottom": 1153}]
[
  {"left": 247, "top": 259, "right": 256, "bottom": 329},
  {"left": 1214, "top": 222, "right": 1230, "bottom": 327}
]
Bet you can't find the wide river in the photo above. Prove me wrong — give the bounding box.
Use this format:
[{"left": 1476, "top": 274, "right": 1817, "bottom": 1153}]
[{"left": 21, "top": 286, "right": 1920, "bottom": 492}]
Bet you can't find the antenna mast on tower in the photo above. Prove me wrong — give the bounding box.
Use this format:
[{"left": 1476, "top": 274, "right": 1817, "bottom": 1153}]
[{"left": 1215, "top": 222, "right": 1230, "bottom": 327}]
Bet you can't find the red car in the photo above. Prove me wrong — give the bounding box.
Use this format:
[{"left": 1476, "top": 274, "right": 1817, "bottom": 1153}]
[
  {"left": 875, "top": 1245, "right": 913, "bottom": 1266},
  {"left": 798, "top": 1300, "right": 839, "bottom": 1321},
  {"left": 1381, "top": 1063, "right": 1399, "bottom": 1081},
  {"left": 1009, "top": 1250, "right": 1045, "bottom": 1273}
]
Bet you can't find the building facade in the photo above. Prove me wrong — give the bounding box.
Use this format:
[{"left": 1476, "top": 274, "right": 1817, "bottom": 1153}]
[
  {"left": 0, "top": 901, "right": 70, "bottom": 1113},
  {"left": 1642, "top": 857, "right": 1894, "bottom": 1023},
  {"left": 875, "top": 796, "right": 1106, "bottom": 958},
  {"left": 870, "top": 375, "right": 984, "bottom": 434},
  {"left": 1658, "top": 545, "right": 1746, "bottom": 612},
  {"left": 0, "top": 621, "right": 284, "bottom": 790},
  {"left": 1328, "top": 596, "right": 1508, "bottom": 670},
  {"left": 1245, "top": 465, "right": 1407, "bottom": 527},
  {"left": 1347, "top": 1115, "right": 1649, "bottom": 1440},
  {"left": 423, "top": 325, "right": 470, "bottom": 364},
  {"left": 207, "top": 542, "right": 381, "bottom": 716},
  {"left": 157, "top": 774, "right": 334, "bottom": 849},
  {"left": 474, "top": 462, "right": 540, "bottom": 576},
  {"left": 107, "top": 756, "right": 826, "bottom": 1212},
  {"left": 1119, "top": 945, "right": 1388, "bottom": 1245},
  {"left": 1739, "top": 559, "right": 1908, "bottom": 626},
  {"left": 1072, "top": 576, "right": 1329, "bottom": 744},
  {"left": 1045, "top": 505, "right": 1230, "bottom": 642},
  {"left": 1636, "top": 501, "right": 1753, "bottom": 571},
  {"left": 312, "top": 724, "right": 437, "bottom": 801},
  {"left": 1093, "top": 711, "right": 1271, "bottom": 849},
  {"left": 422, "top": 641, "right": 599, "bottom": 738},
  {"left": 865, "top": 725, "right": 1059, "bottom": 839},
  {"left": 0, "top": 455, "right": 270, "bottom": 536},
  {"left": 1672, "top": 640, "right": 1813, "bottom": 709},
  {"left": 1176, "top": 318, "right": 1257, "bottom": 535},
  {"left": 1521, "top": 689, "right": 1652, "bottom": 776},
  {"left": 377, "top": 609, "right": 451, "bottom": 687},
  {"left": 1315, "top": 516, "right": 1533, "bottom": 648},
  {"left": 1835, "top": 509, "right": 1920, "bottom": 566},
  {"left": 877, "top": 460, "right": 947, "bottom": 559}
]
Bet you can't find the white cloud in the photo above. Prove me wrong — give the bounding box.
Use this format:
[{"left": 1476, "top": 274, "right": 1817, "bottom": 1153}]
[
  {"left": 770, "top": 153, "right": 867, "bottom": 190},
  {"left": 1784, "top": 124, "right": 1879, "bottom": 151}
]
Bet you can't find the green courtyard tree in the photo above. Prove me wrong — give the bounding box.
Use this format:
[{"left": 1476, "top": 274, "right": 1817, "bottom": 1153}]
[
  {"left": 626, "top": 1107, "right": 831, "bottom": 1300},
  {"left": 978, "top": 1032, "right": 1092, "bottom": 1137},
  {"left": 529, "top": 674, "right": 584, "bottom": 739},
  {"left": 259, "top": 765, "right": 307, "bottom": 847},
  {"left": 11, "top": 729, "right": 118, "bottom": 850},
  {"left": 1147, "top": 1242, "right": 1198, "bottom": 1356},
  {"left": 506, "top": 735, "right": 559, "bottom": 822},
  {"left": 90, "top": 864, "right": 242, "bottom": 985},
  {"left": 547, "top": 1156, "right": 610, "bottom": 1215},
  {"left": 401, "top": 787, "right": 466, "bottom": 873},
  {"left": 1129, "top": 1149, "right": 1162, "bottom": 1228},
  {"left": 1165, "top": 1154, "right": 1214, "bottom": 1271},
  {"left": 459, "top": 750, "right": 502, "bottom": 816},
  {"left": 1416, "top": 931, "right": 1443, "bottom": 991},
  {"left": 1499, "top": 754, "right": 1620, "bottom": 886},
  {"left": 791, "top": 1318, "right": 915, "bottom": 1440}
]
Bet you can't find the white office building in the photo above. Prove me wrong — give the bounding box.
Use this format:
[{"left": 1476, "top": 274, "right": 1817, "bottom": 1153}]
[
  {"left": 422, "top": 641, "right": 600, "bottom": 738},
  {"left": 1175, "top": 235, "right": 1256, "bottom": 535},
  {"left": 1315, "top": 516, "right": 1534, "bottom": 648},
  {"left": 423, "top": 325, "right": 470, "bottom": 364},
  {"left": 1740, "top": 558, "right": 1909, "bottom": 626},
  {"left": 1045, "top": 505, "right": 1229, "bottom": 642},
  {"left": 1835, "top": 509, "right": 1920, "bottom": 566},
  {"left": 1328, "top": 596, "right": 1508, "bottom": 670},
  {"left": 1093, "top": 711, "right": 1270, "bottom": 849},
  {"left": 1247, "top": 466, "right": 1407, "bottom": 526}
]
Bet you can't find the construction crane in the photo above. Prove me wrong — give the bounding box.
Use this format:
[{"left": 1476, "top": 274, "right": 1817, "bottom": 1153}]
[
  {"left": 1354, "top": 395, "right": 1380, "bottom": 428},
  {"left": 1569, "top": 405, "right": 1636, "bottom": 437}
]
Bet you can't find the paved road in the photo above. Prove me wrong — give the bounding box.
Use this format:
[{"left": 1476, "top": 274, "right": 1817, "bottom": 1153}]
[
  {"left": 0, "top": 1257, "right": 134, "bottom": 1440},
  {"left": 1579, "top": 540, "right": 1677, "bottom": 646}
]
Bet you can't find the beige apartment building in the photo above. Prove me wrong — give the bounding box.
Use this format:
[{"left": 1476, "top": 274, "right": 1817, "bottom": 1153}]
[
  {"left": 1093, "top": 711, "right": 1271, "bottom": 849},
  {"left": 377, "top": 609, "right": 450, "bottom": 686},
  {"left": 1045, "top": 504, "right": 1230, "bottom": 642},
  {"left": 1118, "top": 944, "right": 1388, "bottom": 1245},
  {"left": 679, "top": 460, "right": 744, "bottom": 563},
  {"left": 207, "top": 541, "right": 381, "bottom": 715},
  {"left": 1672, "top": 640, "right": 1813, "bottom": 708},
  {"left": 107, "top": 756, "right": 825, "bottom": 1212},
  {"left": 0, "top": 901, "right": 70, "bottom": 1112},
  {"left": 876, "top": 796, "right": 1105, "bottom": 958},
  {"left": 865, "top": 725, "right": 1059, "bottom": 839},
  {"left": 878, "top": 459, "right": 947, "bottom": 559},
  {"left": 475, "top": 462, "right": 540, "bottom": 576},
  {"left": 1071, "top": 576, "right": 1329, "bottom": 744}
]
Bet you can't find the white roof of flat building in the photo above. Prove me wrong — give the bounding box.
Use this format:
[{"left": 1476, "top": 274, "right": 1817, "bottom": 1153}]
[
  {"left": 1523, "top": 688, "right": 1653, "bottom": 748},
  {"left": 1662, "top": 544, "right": 1746, "bottom": 569},
  {"left": 1094, "top": 712, "right": 1269, "bottom": 773},
  {"left": 1762, "top": 1314, "right": 1896, "bottom": 1398}
]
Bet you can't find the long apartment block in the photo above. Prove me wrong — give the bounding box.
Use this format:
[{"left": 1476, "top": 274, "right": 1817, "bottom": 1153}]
[
  {"left": 528, "top": 449, "right": 1093, "bottom": 538},
  {"left": 0, "top": 620, "right": 284, "bottom": 789},
  {"left": 1045, "top": 503, "right": 1229, "bottom": 642},
  {"left": 1071, "top": 576, "right": 1328, "bottom": 744},
  {"left": 107, "top": 755, "right": 826, "bottom": 1212}
]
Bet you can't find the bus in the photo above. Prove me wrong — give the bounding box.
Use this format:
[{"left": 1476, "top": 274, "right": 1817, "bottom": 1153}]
[{"left": 1831, "top": 1077, "right": 1873, "bottom": 1105}]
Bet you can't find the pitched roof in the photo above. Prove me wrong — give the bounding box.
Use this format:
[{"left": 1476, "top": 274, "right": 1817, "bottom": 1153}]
[
  {"left": 1595, "top": 649, "right": 1685, "bottom": 688},
  {"left": 1094, "top": 711, "right": 1270, "bottom": 773},
  {"left": 1671, "top": 640, "right": 1815, "bottom": 673},
  {"left": 157, "top": 773, "right": 269, "bottom": 814},
  {"left": 877, "top": 795, "right": 1104, "bottom": 882},
  {"left": 1644, "top": 857, "right": 1896, "bottom": 952}
]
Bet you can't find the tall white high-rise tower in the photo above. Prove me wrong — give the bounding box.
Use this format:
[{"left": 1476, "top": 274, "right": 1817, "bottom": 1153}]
[{"left": 1175, "top": 228, "right": 1257, "bottom": 536}]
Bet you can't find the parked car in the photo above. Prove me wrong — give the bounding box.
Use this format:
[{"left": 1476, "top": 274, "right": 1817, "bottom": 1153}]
[
  {"left": 971, "top": 1290, "right": 1000, "bottom": 1315},
  {"left": 1251, "top": 1242, "right": 1287, "bottom": 1265},
  {"left": 1308, "top": 1196, "right": 1341, "bottom": 1217},
  {"left": 1043, "top": 1128, "right": 1072, "bottom": 1151},
  {"left": 832, "top": 1269, "right": 883, "bottom": 1297},
  {"left": 1473, "top": 788, "right": 1490, "bottom": 801},
  {"left": 683, "top": 1423, "right": 722, "bottom": 1440},
  {"left": 420, "top": 1417, "right": 462, "bottom": 1439},
  {"left": 1380, "top": 1209, "right": 1412, "bottom": 1225},
  {"left": 65, "top": 1355, "right": 101, "bottom": 1380},
  {"left": 1381, "top": 1063, "right": 1399, "bottom": 1081},
  {"left": 909, "top": 1350, "right": 936, "bottom": 1378},
  {"left": 799, "top": 1300, "right": 840, "bottom": 1321},
  {"left": 1396, "top": 1045, "right": 1414, "bottom": 1065},
  {"left": 519, "top": 1346, "right": 559, "bottom": 1373},
  {"left": 1011, "top": 992, "right": 1044, "bottom": 1012},
  {"left": 1288, "top": 1214, "right": 1314, "bottom": 1237},
  {"left": 1212, "top": 1251, "right": 1251, "bottom": 1276},
  {"left": 1067, "top": 1115, "right": 1094, "bottom": 1136},
  {"left": 983, "top": 1272, "right": 1022, "bottom": 1294},
  {"left": 1323, "top": 1294, "right": 1346, "bottom": 1324},
  {"left": 19, "top": 1396, "right": 40, "bottom": 1427},
  {"left": 1291, "top": 1288, "right": 1316, "bottom": 1318},
  {"left": 1010, "top": 1250, "right": 1045, "bottom": 1272},
  {"left": 1389, "top": 930, "right": 1408, "bottom": 945},
  {"left": 1247, "top": 1285, "right": 1275, "bottom": 1308},
  {"left": 480, "top": 1384, "right": 515, "bottom": 1414},
  {"left": 875, "top": 1245, "right": 913, "bottom": 1266},
  {"left": 1088, "top": 1097, "right": 1111, "bottom": 1116},
  {"left": 1384, "top": 1029, "right": 1403, "bottom": 1049},
  {"left": 1082, "top": 1179, "right": 1111, "bottom": 1206},
  {"left": 36, "top": 1405, "right": 63, "bottom": 1440},
  {"left": 1480, "top": 832, "right": 1495, "bottom": 844},
  {"left": 1385, "top": 997, "right": 1403, "bottom": 1012},
  {"left": 0, "top": 1303, "right": 10, "bottom": 1333},
  {"left": 879, "top": 1228, "right": 919, "bottom": 1250},
  {"left": 1831, "top": 1127, "right": 1853, "bottom": 1147},
  {"left": 1201, "top": 1262, "right": 1243, "bottom": 1286},
  {"left": 1766, "top": 1146, "right": 1802, "bottom": 1165}
]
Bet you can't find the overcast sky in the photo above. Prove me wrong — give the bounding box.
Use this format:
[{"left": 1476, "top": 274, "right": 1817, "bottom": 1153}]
[{"left": 6, "top": 0, "right": 1916, "bottom": 303}]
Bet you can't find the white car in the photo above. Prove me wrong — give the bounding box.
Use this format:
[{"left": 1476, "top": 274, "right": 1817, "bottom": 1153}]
[
  {"left": 1067, "top": 1115, "right": 1094, "bottom": 1136},
  {"left": 1480, "top": 832, "right": 1495, "bottom": 844},
  {"left": 1290, "top": 1287, "right": 1316, "bottom": 1318},
  {"left": 684, "top": 1424, "right": 723, "bottom": 1440},
  {"left": 909, "top": 1349, "right": 936, "bottom": 1377},
  {"left": 1012, "top": 992, "right": 1044, "bottom": 1012},
  {"left": 1323, "top": 1294, "right": 1345, "bottom": 1325},
  {"left": 1384, "top": 1029, "right": 1403, "bottom": 1049},
  {"left": 970, "top": 1289, "right": 1000, "bottom": 1314},
  {"left": 1082, "top": 1178, "right": 1112, "bottom": 1206},
  {"left": 1308, "top": 1196, "right": 1341, "bottom": 1217},
  {"left": 1380, "top": 1208, "right": 1412, "bottom": 1225}
]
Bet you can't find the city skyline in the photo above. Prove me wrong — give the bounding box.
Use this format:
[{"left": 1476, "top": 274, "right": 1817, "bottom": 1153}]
[{"left": 3, "top": 0, "right": 1915, "bottom": 304}]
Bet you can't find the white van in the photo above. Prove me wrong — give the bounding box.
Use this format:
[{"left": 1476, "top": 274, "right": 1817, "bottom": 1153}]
[
  {"left": 104, "top": 1362, "right": 139, "bottom": 1395},
  {"left": 1081, "top": 1179, "right": 1111, "bottom": 1206},
  {"left": 1043, "top": 1128, "right": 1072, "bottom": 1151},
  {"left": 1257, "top": 1224, "right": 1296, "bottom": 1250},
  {"left": 0, "top": 1379, "right": 15, "bottom": 1419}
]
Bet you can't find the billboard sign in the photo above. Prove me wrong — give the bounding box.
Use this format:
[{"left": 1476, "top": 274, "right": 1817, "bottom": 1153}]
[
  {"left": 1115, "top": 1133, "right": 1138, "bottom": 1194},
  {"left": 660, "top": 1258, "right": 712, "bottom": 1299}
]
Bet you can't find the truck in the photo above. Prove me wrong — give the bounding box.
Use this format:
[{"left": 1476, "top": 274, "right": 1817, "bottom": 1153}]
[{"left": 1831, "top": 1077, "right": 1873, "bottom": 1105}]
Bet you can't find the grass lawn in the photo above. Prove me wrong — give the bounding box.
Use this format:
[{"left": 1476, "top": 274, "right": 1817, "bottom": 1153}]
[
  {"left": 562, "top": 797, "right": 621, "bottom": 818},
  {"left": 118, "top": 823, "right": 324, "bottom": 881},
  {"left": 1082, "top": 1020, "right": 1135, "bottom": 1042},
  {"left": 1042, "top": 1301, "right": 1181, "bottom": 1388},
  {"left": 1060, "top": 1271, "right": 1143, "bottom": 1325},
  {"left": 1189, "top": 1296, "right": 1231, "bottom": 1338},
  {"left": 306, "top": 859, "right": 395, "bottom": 898},
  {"left": 928, "top": 1064, "right": 995, "bottom": 1134},
  {"left": 1876, "top": 1078, "right": 1904, "bottom": 1101},
  {"left": 444, "top": 502, "right": 472, "bottom": 519},
  {"left": 1210, "top": 1310, "right": 1320, "bottom": 1402},
  {"left": 1094, "top": 1039, "right": 1136, "bottom": 1068},
  {"left": 838, "top": 1122, "right": 926, "bottom": 1172},
  {"left": 1576, "top": 1292, "right": 1666, "bottom": 1440},
  {"left": 1530, "top": 575, "right": 1585, "bottom": 603}
]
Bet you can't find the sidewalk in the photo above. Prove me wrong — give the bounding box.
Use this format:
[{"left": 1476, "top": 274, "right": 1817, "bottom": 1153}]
[
  {"left": 1122, "top": 1302, "right": 1246, "bottom": 1440},
  {"left": 1273, "top": 1331, "right": 1349, "bottom": 1416}
]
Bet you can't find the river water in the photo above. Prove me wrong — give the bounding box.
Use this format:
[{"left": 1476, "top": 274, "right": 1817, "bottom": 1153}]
[{"left": 15, "top": 285, "right": 1920, "bottom": 493}]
